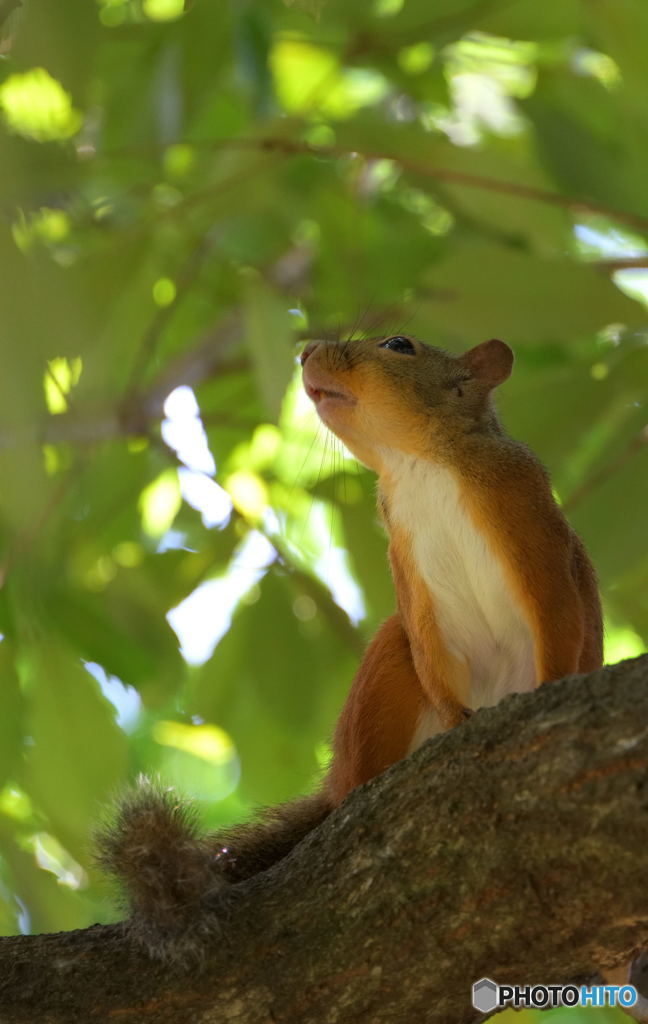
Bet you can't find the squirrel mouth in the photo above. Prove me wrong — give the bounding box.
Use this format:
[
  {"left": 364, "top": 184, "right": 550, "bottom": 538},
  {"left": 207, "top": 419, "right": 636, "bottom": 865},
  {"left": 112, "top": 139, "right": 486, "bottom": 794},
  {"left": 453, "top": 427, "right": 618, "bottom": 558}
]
[
  {"left": 305, "top": 383, "right": 355, "bottom": 406},
  {"left": 303, "top": 359, "right": 356, "bottom": 412}
]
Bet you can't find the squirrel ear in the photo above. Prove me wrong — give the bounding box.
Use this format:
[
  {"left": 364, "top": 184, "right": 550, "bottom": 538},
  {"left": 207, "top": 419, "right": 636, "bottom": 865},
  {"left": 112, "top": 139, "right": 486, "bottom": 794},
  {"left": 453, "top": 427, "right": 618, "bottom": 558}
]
[{"left": 461, "top": 338, "right": 513, "bottom": 389}]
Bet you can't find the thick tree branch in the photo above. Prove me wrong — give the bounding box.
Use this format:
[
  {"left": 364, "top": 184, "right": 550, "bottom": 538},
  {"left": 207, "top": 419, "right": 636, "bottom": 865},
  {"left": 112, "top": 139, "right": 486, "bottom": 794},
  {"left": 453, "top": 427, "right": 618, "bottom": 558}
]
[{"left": 1, "top": 655, "right": 647, "bottom": 1024}]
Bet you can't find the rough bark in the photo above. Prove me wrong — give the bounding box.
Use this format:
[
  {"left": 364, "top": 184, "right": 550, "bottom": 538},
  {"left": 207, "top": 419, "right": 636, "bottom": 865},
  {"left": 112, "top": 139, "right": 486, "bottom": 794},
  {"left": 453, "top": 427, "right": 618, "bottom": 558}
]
[{"left": 1, "top": 655, "right": 647, "bottom": 1024}]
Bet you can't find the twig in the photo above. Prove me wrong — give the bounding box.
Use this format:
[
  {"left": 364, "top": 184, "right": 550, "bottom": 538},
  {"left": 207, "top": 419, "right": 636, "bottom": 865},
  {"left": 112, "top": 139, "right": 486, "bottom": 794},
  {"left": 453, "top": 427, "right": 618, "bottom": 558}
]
[
  {"left": 126, "top": 235, "right": 212, "bottom": 398},
  {"left": 0, "top": 0, "right": 20, "bottom": 30},
  {"left": 0, "top": 469, "right": 78, "bottom": 586},
  {"left": 593, "top": 258, "right": 648, "bottom": 271},
  {"left": 252, "top": 137, "right": 648, "bottom": 236},
  {"left": 101, "top": 135, "right": 648, "bottom": 237},
  {"left": 150, "top": 427, "right": 364, "bottom": 657},
  {"left": 163, "top": 151, "right": 288, "bottom": 222},
  {"left": 132, "top": 243, "right": 312, "bottom": 422},
  {"left": 345, "top": 0, "right": 516, "bottom": 55},
  {"left": 0, "top": 245, "right": 312, "bottom": 452},
  {"left": 261, "top": 526, "right": 365, "bottom": 657},
  {"left": 563, "top": 426, "right": 648, "bottom": 512}
]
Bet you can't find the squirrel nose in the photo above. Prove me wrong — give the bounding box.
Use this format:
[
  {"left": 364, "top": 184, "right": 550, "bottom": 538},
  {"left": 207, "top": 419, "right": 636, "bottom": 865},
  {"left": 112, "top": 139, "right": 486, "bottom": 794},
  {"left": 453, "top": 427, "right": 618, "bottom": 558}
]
[{"left": 300, "top": 341, "right": 319, "bottom": 366}]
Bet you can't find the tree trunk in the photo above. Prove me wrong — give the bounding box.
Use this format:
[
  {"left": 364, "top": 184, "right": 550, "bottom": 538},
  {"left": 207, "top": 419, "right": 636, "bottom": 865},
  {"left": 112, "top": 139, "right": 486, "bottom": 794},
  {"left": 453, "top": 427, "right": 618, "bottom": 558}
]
[{"left": 1, "top": 655, "right": 647, "bottom": 1024}]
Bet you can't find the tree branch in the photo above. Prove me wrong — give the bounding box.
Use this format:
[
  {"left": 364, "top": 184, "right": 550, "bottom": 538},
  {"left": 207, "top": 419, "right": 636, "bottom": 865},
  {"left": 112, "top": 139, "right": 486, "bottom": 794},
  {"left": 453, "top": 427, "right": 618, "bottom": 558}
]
[
  {"left": 0, "top": 0, "right": 20, "bottom": 31},
  {"left": 0, "top": 244, "right": 312, "bottom": 452},
  {"left": 125, "top": 234, "right": 212, "bottom": 399},
  {"left": 564, "top": 426, "right": 648, "bottom": 512},
  {"left": 1, "top": 655, "right": 647, "bottom": 1023},
  {"left": 105, "top": 135, "right": 648, "bottom": 238},
  {"left": 252, "top": 137, "right": 648, "bottom": 235}
]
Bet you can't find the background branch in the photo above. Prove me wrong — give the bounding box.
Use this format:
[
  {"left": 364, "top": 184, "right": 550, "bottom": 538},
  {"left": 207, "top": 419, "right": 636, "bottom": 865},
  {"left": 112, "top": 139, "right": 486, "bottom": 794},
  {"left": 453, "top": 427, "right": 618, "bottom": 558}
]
[
  {"left": 0, "top": 245, "right": 312, "bottom": 452},
  {"left": 104, "top": 135, "right": 648, "bottom": 238},
  {"left": 125, "top": 234, "right": 212, "bottom": 398},
  {"left": 564, "top": 427, "right": 648, "bottom": 512},
  {"left": 1, "top": 655, "right": 647, "bottom": 1024}
]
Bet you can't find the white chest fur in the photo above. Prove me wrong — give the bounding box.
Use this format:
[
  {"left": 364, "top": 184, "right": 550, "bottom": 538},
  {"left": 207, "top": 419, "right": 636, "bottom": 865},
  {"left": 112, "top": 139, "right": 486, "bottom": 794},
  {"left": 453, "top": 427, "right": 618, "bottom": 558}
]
[{"left": 384, "top": 457, "right": 536, "bottom": 720}]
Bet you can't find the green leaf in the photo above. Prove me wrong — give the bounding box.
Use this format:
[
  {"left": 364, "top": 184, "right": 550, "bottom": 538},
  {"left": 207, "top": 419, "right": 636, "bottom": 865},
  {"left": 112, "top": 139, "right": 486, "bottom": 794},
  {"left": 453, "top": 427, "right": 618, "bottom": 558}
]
[
  {"left": 2, "top": 839, "right": 104, "bottom": 934},
  {"left": 501, "top": 339, "right": 648, "bottom": 492},
  {"left": 315, "top": 472, "right": 394, "bottom": 631},
  {"left": 523, "top": 71, "right": 648, "bottom": 217},
  {"left": 243, "top": 272, "right": 296, "bottom": 421},
  {"left": 190, "top": 570, "right": 355, "bottom": 805},
  {"left": 0, "top": 639, "right": 23, "bottom": 791},
  {"left": 475, "top": 0, "right": 583, "bottom": 39},
  {"left": 23, "top": 638, "right": 129, "bottom": 863},
  {"left": 587, "top": 0, "right": 648, "bottom": 99},
  {"left": 571, "top": 445, "right": 648, "bottom": 597},
  {"left": 419, "top": 136, "right": 572, "bottom": 253},
  {"left": 419, "top": 240, "right": 645, "bottom": 343},
  {"left": 9, "top": 0, "right": 102, "bottom": 99},
  {"left": 607, "top": 558, "right": 648, "bottom": 646},
  {"left": 47, "top": 577, "right": 185, "bottom": 705}
]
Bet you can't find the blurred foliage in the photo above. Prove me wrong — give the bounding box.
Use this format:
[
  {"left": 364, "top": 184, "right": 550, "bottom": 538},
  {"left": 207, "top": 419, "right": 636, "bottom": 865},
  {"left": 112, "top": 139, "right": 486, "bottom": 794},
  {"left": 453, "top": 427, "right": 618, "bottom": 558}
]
[{"left": 0, "top": 2, "right": 646, "bottom": 1016}]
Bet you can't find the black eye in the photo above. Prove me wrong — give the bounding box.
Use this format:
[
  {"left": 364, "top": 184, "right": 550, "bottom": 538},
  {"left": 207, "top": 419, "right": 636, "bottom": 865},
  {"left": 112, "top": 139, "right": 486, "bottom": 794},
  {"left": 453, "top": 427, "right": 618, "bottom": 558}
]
[{"left": 379, "top": 336, "right": 415, "bottom": 355}]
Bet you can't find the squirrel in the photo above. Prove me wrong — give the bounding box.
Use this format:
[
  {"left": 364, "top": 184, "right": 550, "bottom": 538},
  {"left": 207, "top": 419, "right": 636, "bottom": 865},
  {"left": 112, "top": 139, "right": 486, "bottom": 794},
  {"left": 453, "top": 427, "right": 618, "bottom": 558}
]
[{"left": 97, "top": 334, "right": 603, "bottom": 963}]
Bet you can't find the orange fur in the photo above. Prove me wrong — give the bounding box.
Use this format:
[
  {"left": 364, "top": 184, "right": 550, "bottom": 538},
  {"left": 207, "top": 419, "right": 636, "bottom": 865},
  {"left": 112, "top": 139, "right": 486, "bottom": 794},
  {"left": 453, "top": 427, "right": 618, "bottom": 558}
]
[
  {"left": 303, "top": 334, "right": 603, "bottom": 806},
  {"left": 325, "top": 614, "right": 424, "bottom": 805}
]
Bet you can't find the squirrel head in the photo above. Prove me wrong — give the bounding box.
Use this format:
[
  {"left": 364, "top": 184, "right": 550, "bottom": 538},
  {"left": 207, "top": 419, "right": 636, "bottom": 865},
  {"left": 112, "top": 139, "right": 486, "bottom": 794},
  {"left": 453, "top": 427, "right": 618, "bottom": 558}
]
[{"left": 301, "top": 335, "right": 513, "bottom": 471}]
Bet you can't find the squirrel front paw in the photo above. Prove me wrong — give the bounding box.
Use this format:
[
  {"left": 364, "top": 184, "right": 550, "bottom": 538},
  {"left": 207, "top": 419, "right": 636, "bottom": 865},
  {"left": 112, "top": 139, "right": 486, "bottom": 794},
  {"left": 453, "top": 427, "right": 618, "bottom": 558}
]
[{"left": 438, "top": 701, "right": 473, "bottom": 730}]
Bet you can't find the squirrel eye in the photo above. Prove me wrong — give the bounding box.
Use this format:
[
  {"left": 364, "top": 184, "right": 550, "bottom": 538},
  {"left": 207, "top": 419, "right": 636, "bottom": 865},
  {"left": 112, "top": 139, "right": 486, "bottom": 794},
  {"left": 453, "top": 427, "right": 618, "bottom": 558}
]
[{"left": 379, "top": 336, "right": 416, "bottom": 355}]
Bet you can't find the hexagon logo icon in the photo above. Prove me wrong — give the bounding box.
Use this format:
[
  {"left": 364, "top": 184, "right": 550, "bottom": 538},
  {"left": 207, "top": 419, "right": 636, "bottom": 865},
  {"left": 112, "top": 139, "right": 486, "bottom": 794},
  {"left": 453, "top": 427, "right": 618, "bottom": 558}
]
[{"left": 472, "top": 978, "right": 499, "bottom": 1013}]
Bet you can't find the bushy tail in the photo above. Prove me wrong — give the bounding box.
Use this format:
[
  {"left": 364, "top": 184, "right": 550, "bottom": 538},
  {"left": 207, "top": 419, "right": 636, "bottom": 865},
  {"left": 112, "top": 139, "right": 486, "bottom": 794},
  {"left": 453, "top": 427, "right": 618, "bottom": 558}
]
[{"left": 95, "top": 777, "right": 332, "bottom": 963}]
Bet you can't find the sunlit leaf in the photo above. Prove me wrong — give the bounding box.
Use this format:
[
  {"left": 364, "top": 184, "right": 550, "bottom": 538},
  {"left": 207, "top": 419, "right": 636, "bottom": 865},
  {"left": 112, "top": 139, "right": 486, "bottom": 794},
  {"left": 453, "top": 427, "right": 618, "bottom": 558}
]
[
  {"left": 0, "top": 68, "right": 81, "bottom": 141},
  {"left": 139, "top": 470, "right": 182, "bottom": 538}
]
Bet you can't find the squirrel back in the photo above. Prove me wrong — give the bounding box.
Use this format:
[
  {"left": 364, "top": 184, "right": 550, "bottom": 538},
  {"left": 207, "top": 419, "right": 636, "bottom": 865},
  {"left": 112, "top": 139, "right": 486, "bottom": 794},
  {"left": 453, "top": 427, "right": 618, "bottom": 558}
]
[{"left": 99, "top": 333, "right": 603, "bottom": 962}]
